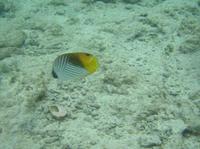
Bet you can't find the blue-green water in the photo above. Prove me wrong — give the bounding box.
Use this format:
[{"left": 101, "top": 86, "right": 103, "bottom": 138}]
[{"left": 0, "top": 0, "right": 200, "bottom": 148}]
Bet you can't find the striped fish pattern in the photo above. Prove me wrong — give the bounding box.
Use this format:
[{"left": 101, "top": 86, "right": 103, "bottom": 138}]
[{"left": 52, "top": 52, "right": 98, "bottom": 81}]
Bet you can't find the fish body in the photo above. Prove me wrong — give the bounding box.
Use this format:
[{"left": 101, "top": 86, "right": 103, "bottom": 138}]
[{"left": 52, "top": 52, "right": 99, "bottom": 81}]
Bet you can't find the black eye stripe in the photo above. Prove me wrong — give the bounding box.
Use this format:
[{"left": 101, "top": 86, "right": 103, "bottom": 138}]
[{"left": 85, "top": 53, "right": 91, "bottom": 56}]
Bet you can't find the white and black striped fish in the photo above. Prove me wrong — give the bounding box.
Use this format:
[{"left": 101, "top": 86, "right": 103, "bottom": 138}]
[{"left": 52, "top": 52, "right": 99, "bottom": 81}]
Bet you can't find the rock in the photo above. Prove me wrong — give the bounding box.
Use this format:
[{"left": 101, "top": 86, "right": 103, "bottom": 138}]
[
  {"left": 95, "top": 0, "right": 116, "bottom": 3},
  {"left": 24, "top": 74, "right": 47, "bottom": 111},
  {"left": 82, "top": 0, "right": 116, "bottom": 4},
  {"left": 157, "top": 119, "right": 186, "bottom": 136},
  {"left": 179, "top": 34, "right": 200, "bottom": 54},
  {"left": 0, "top": 0, "right": 13, "bottom": 15},
  {"left": 46, "top": 24, "right": 63, "bottom": 36},
  {"left": 49, "top": 0, "right": 67, "bottom": 6},
  {"left": 102, "top": 65, "right": 137, "bottom": 87},
  {"left": 0, "top": 30, "right": 26, "bottom": 48},
  {"left": 178, "top": 18, "right": 200, "bottom": 35},
  {"left": 182, "top": 122, "right": 200, "bottom": 137},
  {"left": 0, "top": 1, "right": 5, "bottom": 14},
  {"left": 122, "top": 0, "right": 141, "bottom": 4},
  {"left": 82, "top": 0, "right": 140, "bottom": 4},
  {"left": 0, "top": 60, "right": 18, "bottom": 74},
  {"left": 139, "top": 135, "right": 162, "bottom": 147},
  {"left": 0, "top": 47, "right": 23, "bottom": 60}
]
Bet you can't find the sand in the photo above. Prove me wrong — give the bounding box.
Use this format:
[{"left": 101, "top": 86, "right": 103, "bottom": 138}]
[{"left": 0, "top": 0, "right": 200, "bottom": 148}]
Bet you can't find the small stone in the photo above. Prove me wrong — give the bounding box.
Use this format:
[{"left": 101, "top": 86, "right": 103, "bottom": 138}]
[
  {"left": 182, "top": 124, "right": 200, "bottom": 137},
  {"left": 139, "top": 135, "right": 161, "bottom": 147},
  {"left": 49, "top": 105, "right": 67, "bottom": 120}
]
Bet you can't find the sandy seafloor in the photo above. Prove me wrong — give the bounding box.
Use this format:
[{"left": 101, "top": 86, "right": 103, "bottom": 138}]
[{"left": 0, "top": 0, "right": 200, "bottom": 148}]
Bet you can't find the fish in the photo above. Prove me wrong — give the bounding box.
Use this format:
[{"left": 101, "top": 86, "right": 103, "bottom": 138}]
[{"left": 52, "top": 52, "right": 99, "bottom": 81}]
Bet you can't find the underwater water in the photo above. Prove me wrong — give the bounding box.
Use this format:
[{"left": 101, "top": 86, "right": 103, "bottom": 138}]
[{"left": 0, "top": 0, "right": 200, "bottom": 148}]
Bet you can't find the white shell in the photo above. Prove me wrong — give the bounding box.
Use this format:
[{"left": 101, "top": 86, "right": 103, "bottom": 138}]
[{"left": 49, "top": 105, "right": 67, "bottom": 119}]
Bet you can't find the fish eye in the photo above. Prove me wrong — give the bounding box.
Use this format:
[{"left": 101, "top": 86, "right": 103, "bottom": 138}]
[{"left": 85, "top": 53, "right": 91, "bottom": 56}]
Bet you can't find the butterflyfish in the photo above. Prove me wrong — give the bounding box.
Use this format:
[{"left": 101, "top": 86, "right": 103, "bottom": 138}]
[{"left": 52, "top": 52, "right": 99, "bottom": 81}]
